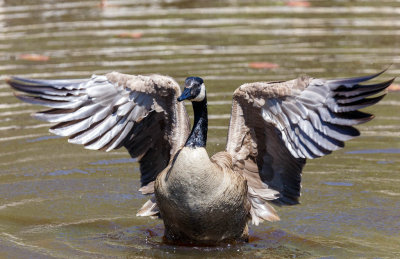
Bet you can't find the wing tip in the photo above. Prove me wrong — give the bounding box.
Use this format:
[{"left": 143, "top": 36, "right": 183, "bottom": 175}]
[
  {"left": 4, "top": 76, "right": 24, "bottom": 85},
  {"left": 6, "top": 76, "right": 34, "bottom": 85},
  {"left": 328, "top": 67, "right": 391, "bottom": 87},
  {"left": 4, "top": 76, "right": 13, "bottom": 85},
  {"left": 385, "top": 77, "right": 396, "bottom": 89},
  {"left": 5, "top": 76, "right": 21, "bottom": 91},
  {"left": 365, "top": 93, "right": 386, "bottom": 107}
]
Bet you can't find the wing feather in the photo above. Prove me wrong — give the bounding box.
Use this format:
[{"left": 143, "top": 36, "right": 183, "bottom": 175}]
[
  {"left": 226, "top": 71, "right": 391, "bottom": 224},
  {"left": 7, "top": 73, "right": 190, "bottom": 188}
]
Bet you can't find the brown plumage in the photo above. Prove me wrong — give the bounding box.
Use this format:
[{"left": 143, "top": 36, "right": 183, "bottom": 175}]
[
  {"left": 6, "top": 69, "right": 392, "bottom": 245},
  {"left": 155, "top": 148, "right": 250, "bottom": 244}
]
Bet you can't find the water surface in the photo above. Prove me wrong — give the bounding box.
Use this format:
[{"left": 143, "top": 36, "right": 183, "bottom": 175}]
[{"left": 0, "top": 0, "right": 399, "bottom": 258}]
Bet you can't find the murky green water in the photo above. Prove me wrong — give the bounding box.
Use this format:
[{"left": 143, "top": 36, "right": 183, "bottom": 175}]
[{"left": 0, "top": 0, "right": 399, "bottom": 258}]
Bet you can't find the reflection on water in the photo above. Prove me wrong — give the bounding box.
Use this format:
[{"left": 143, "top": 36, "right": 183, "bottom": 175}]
[
  {"left": 0, "top": 0, "right": 399, "bottom": 258},
  {"left": 346, "top": 148, "right": 400, "bottom": 154}
]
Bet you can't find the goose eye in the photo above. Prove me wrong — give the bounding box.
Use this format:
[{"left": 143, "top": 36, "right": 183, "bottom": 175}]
[{"left": 192, "top": 86, "right": 200, "bottom": 96}]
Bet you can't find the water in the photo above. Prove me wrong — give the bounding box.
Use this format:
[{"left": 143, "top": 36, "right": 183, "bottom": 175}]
[{"left": 0, "top": 0, "right": 399, "bottom": 258}]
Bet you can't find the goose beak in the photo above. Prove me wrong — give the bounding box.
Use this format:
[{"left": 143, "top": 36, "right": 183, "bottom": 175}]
[{"left": 177, "top": 88, "right": 191, "bottom": 102}]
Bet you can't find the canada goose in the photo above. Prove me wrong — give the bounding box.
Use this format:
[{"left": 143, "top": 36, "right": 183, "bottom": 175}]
[{"left": 6, "top": 70, "right": 392, "bottom": 245}]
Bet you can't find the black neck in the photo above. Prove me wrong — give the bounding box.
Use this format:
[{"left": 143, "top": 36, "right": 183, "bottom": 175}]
[{"left": 185, "top": 97, "right": 208, "bottom": 148}]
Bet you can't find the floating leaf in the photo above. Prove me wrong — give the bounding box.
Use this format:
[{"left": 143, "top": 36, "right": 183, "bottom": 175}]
[
  {"left": 99, "top": 0, "right": 107, "bottom": 8},
  {"left": 388, "top": 84, "right": 400, "bottom": 92},
  {"left": 249, "top": 62, "right": 279, "bottom": 69},
  {"left": 18, "top": 54, "right": 49, "bottom": 62},
  {"left": 98, "top": 0, "right": 118, "bottom": 9},
  {"left": 116, "top": 33, "right": 143, "bottom": 39},
  {"left": 286, "top": 1, "right": 311, "bottom": 7}
]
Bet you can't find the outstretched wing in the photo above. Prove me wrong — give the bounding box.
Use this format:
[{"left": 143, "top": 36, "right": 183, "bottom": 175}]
[
  {"left": 7, "top": 72, "right": 190, "bottom": 187},
  {"left": 226, "top": 71, "right": 392, "bottom": 225}
]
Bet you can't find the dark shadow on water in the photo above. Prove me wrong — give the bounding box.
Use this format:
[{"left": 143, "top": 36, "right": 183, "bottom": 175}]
[
  {"left": 93, "top": 224, "right": 319, "bottom": 258},
  {"left": 90, "top": 158, "right": 138, "bottom": 165},
  {"left": 322, "top": 181, "right": 353, "bottom": 187},
  {"left": 48, "top": 168, "right": 89, "bottom": 176},
  {"left": 346, "top": 148, "right": 400, "bottom": 154},
  {"left": 26, "top": 135, "right": 62, "bottom": 143}
]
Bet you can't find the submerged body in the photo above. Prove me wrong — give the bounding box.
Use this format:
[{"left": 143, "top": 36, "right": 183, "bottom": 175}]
[
  {"left": 6, "top": 70, "right": 392, "bottom": 245},
  {"left": 155, "top": 147, "right": 249, "bottom": 244}
]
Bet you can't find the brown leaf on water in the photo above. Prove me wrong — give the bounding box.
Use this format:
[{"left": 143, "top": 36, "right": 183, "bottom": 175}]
[
  {"left": 98, "top": 0, "right": 118, "bottom": 9},
  {"left": 116, "top": 33, "right": 143, "bottom": 39},
  {"left": 388, "top": 84, "right": 400, "bottom": 92},
  {"left": 249, "top": 62, "right": 280, "bottom": 69},
  {"left": 18, "top": 54, "right": 50, "bottom": 62},
  {"left": 99, "top": 0, "right": 107, "bottom": 8},
  {"left": 286, "top": 1, "right": 311, "bottom": 7}
]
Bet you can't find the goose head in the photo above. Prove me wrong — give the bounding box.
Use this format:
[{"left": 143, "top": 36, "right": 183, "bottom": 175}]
[{"left": 177, "top": 77, "right": 206, "bottom": 102}]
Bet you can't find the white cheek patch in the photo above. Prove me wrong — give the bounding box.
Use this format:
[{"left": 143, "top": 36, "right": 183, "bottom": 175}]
[{"left": 192, "top": 83, "right": 206, "bottom": 102}]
